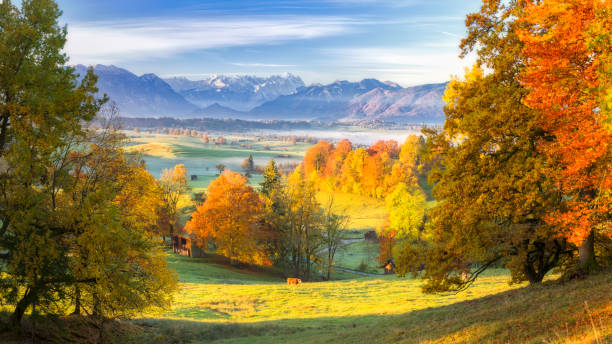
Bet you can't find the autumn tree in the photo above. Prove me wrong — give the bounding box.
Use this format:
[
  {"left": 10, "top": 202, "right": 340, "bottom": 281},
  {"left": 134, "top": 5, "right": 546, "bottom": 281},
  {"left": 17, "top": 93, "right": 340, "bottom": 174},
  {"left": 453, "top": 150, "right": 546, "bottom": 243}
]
[
  {"left": 0, "top": 0, "right": 101, "bottom": 328},
  {"left": 260, "top": 159, "right": 282, "bottom": 197},
  {"left": 382, "top": 183, "right": 427, "bottom": 274},
  {"left": 320, "top": 198, "right": 349, "bottom": 280},
  {"left": 412, "top": 0, "right": 571, "bottom": 292},
  {"left": 65, "top": 115, "right": 176, "bottom": 319},
  {"left": 519, "top": 0, "right": 612, "bottom": 272},
  {"left": 160, "top": 164, "right": 188, "bottom": 239},
  {"left": 303, "top": 140, "right": 333, "bottom": 179},
  {"left": 383, "top": 183, "right": 426, "bottom": 240},
  {"left": 215, "top": 163, "right": 226, "bottom": 175},
  {"left": 186, "top": 171, "right": 269, "bottom": 265},
  {"left": 324, "top": 139, "right": 353, "bottom": 178},
  {"left": 284, "top": 167, "right": 325, "bottom": 279}
]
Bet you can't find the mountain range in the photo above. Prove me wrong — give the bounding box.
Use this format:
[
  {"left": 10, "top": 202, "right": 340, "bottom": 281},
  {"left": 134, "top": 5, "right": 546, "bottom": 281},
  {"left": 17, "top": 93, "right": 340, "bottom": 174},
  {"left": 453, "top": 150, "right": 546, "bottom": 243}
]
[{"left": 75, "top": 64, "right": 446, "bottom": 124}]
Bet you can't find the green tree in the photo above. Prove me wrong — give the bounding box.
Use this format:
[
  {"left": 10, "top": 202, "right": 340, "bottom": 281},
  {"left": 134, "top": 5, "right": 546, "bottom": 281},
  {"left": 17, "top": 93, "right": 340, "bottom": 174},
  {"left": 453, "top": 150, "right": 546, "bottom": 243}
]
[{"left": 241, "top": 154, "right": 255, "bottom": 174}]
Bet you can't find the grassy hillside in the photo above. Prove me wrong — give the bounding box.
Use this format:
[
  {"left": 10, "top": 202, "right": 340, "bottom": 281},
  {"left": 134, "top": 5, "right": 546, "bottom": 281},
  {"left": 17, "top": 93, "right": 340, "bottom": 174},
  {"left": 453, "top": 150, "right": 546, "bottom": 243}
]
[
  {"left": 4, "top": 250, "right": 611, "bottom": 343},
  {"left": 127, "top": 252, "right": 612, "bottom": 343},
  {"left": 316, "top": 191, "right": 387, "bottom": 231}
]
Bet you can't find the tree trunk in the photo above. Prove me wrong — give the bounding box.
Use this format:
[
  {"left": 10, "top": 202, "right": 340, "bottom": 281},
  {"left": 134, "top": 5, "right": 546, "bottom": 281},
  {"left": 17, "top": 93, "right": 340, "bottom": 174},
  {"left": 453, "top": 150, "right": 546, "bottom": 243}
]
[
  {"left": 327, "top": 250, "right": 332, "bottom": 281},
  {"left": 72, "top": 286, "right": 81, "bottom": 315},
  {"left": 10, "top": 286, "right": 36, "bottom": 330},
  {"left": 579, "top": 230, "right": 597, "bottom": 272},
  {"left": 523, "top": 263, "right": 544, "bottom": 284}
]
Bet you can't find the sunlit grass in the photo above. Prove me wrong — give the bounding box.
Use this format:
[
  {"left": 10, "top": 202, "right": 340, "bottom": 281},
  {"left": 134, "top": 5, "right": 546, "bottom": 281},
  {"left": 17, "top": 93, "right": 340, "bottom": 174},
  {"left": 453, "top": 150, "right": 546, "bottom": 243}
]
[
  {"left": 134, "top": 253, "right": 612, "bottom": 343},
  {"left": 316, "top": 191, "right": 387, "bottom": 231},
  {"left": 156, "top": 251, "right": 519, "bottom": 325}
]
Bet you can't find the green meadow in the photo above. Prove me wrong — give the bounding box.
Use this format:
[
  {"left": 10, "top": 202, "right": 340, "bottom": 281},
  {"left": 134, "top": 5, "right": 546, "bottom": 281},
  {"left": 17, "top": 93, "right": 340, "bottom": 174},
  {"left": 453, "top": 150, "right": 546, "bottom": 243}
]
[
  {"left": 124, "top": 131, "right": 311, "bottom": 194},
  {"left": 127, "top": 252, "right": 612, "bottom": 344}
]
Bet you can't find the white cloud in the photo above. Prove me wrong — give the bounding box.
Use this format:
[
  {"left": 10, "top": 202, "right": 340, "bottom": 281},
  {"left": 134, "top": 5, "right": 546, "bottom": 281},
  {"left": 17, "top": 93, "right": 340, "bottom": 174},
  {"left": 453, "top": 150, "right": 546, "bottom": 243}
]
[
  {"left": 321, "top": 47, "right": 476, "bottom": 85},
  {"left": 65, "top": 16, "right": 353, "bottom": 64},
  {"left": 441, "top": 31, "right": 461, "bottom": 38},
  {"left": 231, "top": 62, "right": 297, "bottom": 67}
]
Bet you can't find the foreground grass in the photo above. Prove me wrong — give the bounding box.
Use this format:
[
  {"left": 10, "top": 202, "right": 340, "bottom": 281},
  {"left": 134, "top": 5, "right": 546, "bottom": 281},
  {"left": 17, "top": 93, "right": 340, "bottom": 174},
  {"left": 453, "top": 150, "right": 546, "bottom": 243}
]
[
  {"left": 132, "top": 265, "right": 612, "bottom": 344},
  {"left": 4, "top": 251, "right": 612, "bottom": 343}
]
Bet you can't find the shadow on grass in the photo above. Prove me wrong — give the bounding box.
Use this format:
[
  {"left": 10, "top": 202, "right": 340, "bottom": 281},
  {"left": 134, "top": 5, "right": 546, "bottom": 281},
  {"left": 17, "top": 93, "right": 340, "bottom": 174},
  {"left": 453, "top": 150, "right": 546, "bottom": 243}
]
[
  {"left": 131, "top": 272, "right": 612, "bottom": 344},
  {"left": 3, "top": 272, "right": 611, "bottom": 343}
]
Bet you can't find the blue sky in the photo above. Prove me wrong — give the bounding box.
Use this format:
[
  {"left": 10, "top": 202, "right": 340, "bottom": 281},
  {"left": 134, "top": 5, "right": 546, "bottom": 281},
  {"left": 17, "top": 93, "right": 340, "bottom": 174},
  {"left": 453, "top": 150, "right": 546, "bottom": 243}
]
[{"left": 56, "top": 0, "right": 482, "bottom": 86}]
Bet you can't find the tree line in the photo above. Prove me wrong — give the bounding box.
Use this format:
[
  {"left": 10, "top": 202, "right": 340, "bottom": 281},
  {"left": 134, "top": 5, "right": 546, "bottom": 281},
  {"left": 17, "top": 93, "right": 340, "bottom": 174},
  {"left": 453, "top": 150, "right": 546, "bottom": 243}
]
[{"left": 184, "top": 161, "right": 349, "bottom": 281}]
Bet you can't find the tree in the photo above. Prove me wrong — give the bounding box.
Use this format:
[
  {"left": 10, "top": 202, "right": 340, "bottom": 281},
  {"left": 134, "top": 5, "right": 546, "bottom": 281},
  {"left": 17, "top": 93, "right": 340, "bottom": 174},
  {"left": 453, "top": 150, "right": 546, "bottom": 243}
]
[
  {"left": 260, "top": 159, "right": 282, "bottom": 197},
  {"left": 186, "top": 171, "right": 269, "bottom": 265},
  {"left": 159, "top": 164, "right": 188, "bottom": 239},
  {"left": 303, "top": 140, "right": 333, "bottom": 179},
  {"left": 241, "top": 154, "right": 255, "bottom": 174},
  {"left": 320, "top": 198, "right": 349, "bottom": 280},
  {"left": 65, "top": 118, "right": 176, "bottom": 319},
  {"left": 519, "top": 0, "right": 612, "bottom": 272},
  {"left": 383, "top": 183, "right": 426, "bottom": 240},
  {"left": 281, "top": 166, "right": 324, "bottom": 279},
  {"left": 413, "top": 0, "right": 570, "bottom": 292},
  {"left": 324, "top": 139, "right": 352, "bottom": 178},
  {"left": 215, "top": 163, "right": 226, "bottom": 175},
  {"left": 0, "top": 0, "right": 102, "bottom": 328}
]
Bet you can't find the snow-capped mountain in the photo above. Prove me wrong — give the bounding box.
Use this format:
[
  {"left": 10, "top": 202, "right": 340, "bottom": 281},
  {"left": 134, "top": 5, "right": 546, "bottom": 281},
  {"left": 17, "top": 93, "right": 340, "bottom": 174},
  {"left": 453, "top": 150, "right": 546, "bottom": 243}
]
[
  {"left": 74, "top": 65, "right": 198, "bottom": 117},
  {"left": 249, "top": 80, "right": 446, "bottom": 122},
  {"left": 73, "top": 64, "right": 446, "bottom": 123},
  {"left": 164, "top": 74, "right": 305, "bottom": 111}
]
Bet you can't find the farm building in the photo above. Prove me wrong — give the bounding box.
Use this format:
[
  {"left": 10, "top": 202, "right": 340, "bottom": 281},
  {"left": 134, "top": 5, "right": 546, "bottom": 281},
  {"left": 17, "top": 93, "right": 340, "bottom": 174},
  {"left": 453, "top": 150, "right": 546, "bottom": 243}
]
[
  {"left": 364, "top": 230, "right": 378, "bottom": 242},
  {"left": 172, "top": 234, "right": 206, "bottom": 258}
]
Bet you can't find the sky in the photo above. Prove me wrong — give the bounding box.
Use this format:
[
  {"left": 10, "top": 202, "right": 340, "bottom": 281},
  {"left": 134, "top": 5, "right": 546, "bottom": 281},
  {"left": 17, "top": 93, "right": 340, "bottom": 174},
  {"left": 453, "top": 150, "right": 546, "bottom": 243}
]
[{"left": 56, "top": 0, "right": 482, "bottom": 86}]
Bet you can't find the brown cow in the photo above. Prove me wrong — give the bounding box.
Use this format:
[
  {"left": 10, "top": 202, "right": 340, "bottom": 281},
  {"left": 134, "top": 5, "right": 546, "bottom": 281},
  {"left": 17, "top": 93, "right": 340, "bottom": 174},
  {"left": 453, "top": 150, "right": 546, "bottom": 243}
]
[{"left": 286, "top": 278, "right": 302, "bottom": 285}]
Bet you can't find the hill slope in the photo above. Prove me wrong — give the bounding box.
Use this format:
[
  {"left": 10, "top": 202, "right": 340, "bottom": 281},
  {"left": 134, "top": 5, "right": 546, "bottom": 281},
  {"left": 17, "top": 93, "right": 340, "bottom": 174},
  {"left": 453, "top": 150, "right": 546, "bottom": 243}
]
[{"left": 134, "top": 271, "right": 612, "bottom": 343}]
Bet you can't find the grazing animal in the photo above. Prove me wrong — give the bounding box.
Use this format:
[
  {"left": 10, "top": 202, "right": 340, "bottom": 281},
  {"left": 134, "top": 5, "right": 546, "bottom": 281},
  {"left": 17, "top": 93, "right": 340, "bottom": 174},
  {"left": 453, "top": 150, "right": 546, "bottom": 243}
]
[{"left": 287, "top": 278, "right": 302, "bottom": 285}]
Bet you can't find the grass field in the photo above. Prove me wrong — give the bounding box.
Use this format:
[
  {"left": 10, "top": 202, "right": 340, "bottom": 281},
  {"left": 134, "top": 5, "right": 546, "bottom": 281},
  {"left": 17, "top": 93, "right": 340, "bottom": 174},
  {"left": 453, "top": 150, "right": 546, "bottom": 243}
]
[
  {"left": 316, "top": 191, "right": 387, "bottom": 232},
  {"left": 333, "top": 240, "right": 381, "bottom": 273},
  {"left": 126, "top": 251, "right": 612, "bottom": 344},
  {"left": 124, "top": 131, "right": 311, "bottom": 194}
]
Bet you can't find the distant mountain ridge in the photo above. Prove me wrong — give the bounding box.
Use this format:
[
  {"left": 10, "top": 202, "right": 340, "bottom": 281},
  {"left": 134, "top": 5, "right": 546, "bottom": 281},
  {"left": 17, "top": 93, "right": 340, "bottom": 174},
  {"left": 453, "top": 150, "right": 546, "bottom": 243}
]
[
  {"left": 164, "top": 74, "right": 305, "bottom": 111},
  {"left": 249, "top": 79, "right": 446, "bottom": 122},
  {"left": 75, "top": 64, "right": 446, "bottom": 124},
  {"left": 75, "top": 65, "right": 198, "bottom": 117}
]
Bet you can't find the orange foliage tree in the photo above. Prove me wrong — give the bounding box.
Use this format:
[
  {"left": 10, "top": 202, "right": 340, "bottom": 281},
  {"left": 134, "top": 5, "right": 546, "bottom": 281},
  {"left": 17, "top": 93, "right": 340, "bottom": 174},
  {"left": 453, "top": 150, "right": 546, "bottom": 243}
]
[
  {"left": 302, "top": 136, "right": 425, "bottom": 199},
  {"left": 186, "top": 171, "right": 270, "bottom": 265},
  {"left": 520, "top": 0, "right": 612, "bottom": 269},
  {"left": 303, "top": 140, "right": 333, "bottom": 178}
]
